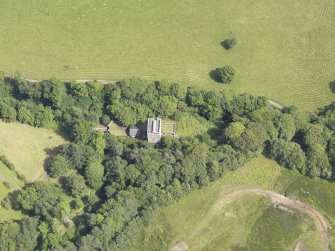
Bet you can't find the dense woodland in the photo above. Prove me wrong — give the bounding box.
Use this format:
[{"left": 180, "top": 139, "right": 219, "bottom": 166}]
[{"left": 1, "top": 73, "right": 335, "bottom": 250}]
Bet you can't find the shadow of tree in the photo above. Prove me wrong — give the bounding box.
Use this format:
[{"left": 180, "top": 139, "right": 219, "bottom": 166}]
[
  {"left": 209, "top": 69, "right": 221, "bottom": 83},
  {"left": 329, "top": 80, "right": 335, "bottom": 93}
]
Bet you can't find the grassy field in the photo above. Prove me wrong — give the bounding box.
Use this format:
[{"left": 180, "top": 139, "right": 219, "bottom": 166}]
[
  {"left": 139, "top": 157, "right": 335, "bottom": 251},
  {"left": 0, "top": 0, "right": 335, "bottom": 110},
  {"left": 0, "top": 121, "right": 66, "bottom": 181}
]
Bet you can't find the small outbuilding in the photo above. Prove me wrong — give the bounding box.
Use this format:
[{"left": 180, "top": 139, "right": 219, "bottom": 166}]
[{"left": 128, "top": 126, "right": 141, "bottom": 138}]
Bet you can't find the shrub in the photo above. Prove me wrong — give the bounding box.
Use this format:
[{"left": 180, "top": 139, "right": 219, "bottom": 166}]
[
  {"left": 0, "top": 155, "right": 15, "bottom": 170},
  {"left": 1, "top": 197, "right": 11, "bottom": 209},
  {"left": 16, "top": 172, "right": 27, "bottom": 182},
  {"left": 222, "top": 38, "right": 237, "bottom": 50},
  {"left": 70, "top": 198, "right": 84, "bottom": 210},
  {"left": 216, "top": 65, "right": 235, "bottom": 83},
  {"left": 3, "top": 181, "right": 11, "bottom": 189},
  {"left": 0, "top": 104, "right": 17, "bottom": 122},
  {"left": 100, "top": 114, "right": 111, "bottom": 126}
]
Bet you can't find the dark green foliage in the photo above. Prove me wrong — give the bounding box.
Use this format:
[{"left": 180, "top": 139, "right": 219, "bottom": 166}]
[
  {"left": 301, "top": 123, "right": 331, "bottom": 147},
  {"left": 186, "top": 87, "right": 204, "bottom": 106},
  {"left": 215, "top": 65, "right": 235, "bottom": 83},
  {"left": 100, "top": 114, "right": 110, "bottom": 125},
  {"left": 222, "top": 38, "right": 237, "bottom": 50},
  {"left": 47, "top": 155, "right": 69, "bottom": 178},
  {"left": 224, "top": 122, "right": 245, "bottom": 142},
  {"left": 68, "top": 81, "right": 89, "bottom": 98},
  {"left": 16, "top": 185, "right": 39, "bottom": 211},
  {"left": 306, "top": 144, "right": 330, "bottom": 178},
  {"left": 40, "top": 78, "right": 66, "bottom": 108},
  {"left": 227, "top": 94, "right": 268, "bottom": 116},
  {"left": 34, "top": 107, "right": 54, "bottom": 127},
  {"left": 269, "top": 140, "right": 306, "bottom": 173},
  {"left": 85, "top": 160, "right": 104, "bottom": 190},
  {"left": 0, "top": 217, "right": 40, "bottom": 251},
  {"left": 89, "top": 132, "right": 106, "bottom": 155},
  {"left": 71, "top": 121, "right": 92, "bottom": 144},
  {"left": 17, "top": 106, "right": 34, "bottom": 125},
  {"left": 274, "top": 113, "right": 296, "bottom": 140},
  {"left": 16, "top": 182, "right": 65, "bottom": 218},
  {"left": 60, "top": 143, "right": 90, "bottom": 170},
  {"left": 63, "top": 174, "right": 87, "bottom": 197},
  {"left": 0, "top": 104, "right": 16, "bottom": 122},
  {"left": 70, "top": 198, "right": 84, "bottom": 210}
]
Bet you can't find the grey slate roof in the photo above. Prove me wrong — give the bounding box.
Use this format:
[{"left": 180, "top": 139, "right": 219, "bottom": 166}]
[{"left": 129, "top": 126, "right": 140, "bottom": 137}]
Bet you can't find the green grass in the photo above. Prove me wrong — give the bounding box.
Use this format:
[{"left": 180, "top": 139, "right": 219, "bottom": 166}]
[
  {"left": 244, "top": 207, "right": 316, "bottom": 251},
  {"left": 108, "top": 122, "right": 127, "bottom": 137},
  {"left": 1, "top": 0, "right": 335, "bottom": 110},
  {"left": 0, "top": 120, "right": 66, "bottom": 181},
  {"left": 137, "top": 157, "right": 333, "bottom": 251}
]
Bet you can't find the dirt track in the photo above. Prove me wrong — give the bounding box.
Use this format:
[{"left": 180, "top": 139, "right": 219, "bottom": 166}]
[{"left": 172, "top": 188, "right": 329, "bottom": 251}]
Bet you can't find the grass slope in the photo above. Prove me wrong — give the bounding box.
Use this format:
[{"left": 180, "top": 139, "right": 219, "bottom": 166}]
[
  {"left": 1, "top": 0, "right": 335, "bottom": 110},
  {"left": 142, "top": 157, "right": 334, "bottom": 251},
  {"left": 0, "top": 121, "right": 66, "bottom": 181}
]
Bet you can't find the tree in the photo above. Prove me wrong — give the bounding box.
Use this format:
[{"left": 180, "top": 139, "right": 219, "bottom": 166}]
[
  {"left": 186, "top": 87, "right": 204, "bottom": 106},
  {"left": 215, "top": 65, "right": 235, "bottom": 83},
  {"left": 85, "top": 160, "right": 104, "bottom": 190},
  {"left": 71, "top": 121, "right": 92, "bottom": 144},
  {"left": 17, "top": 182, "right": 64, "bottom": 218},
  {"left": 16, "top": 185, "right": 39, "bottom": 211},
  {"left": 227, "top": 94, "right": 268, "bottom": 116},
  {"left": 59, "top": 143, "right": 95, "bottom": 171},
  {"left": 232, "top": 129, "right": 262, "bottom": 152},
  {"left": 269, "top": 140, "right": 306, "bottom": 173},
  {"left": 157, "top": 96, "right": 178, "bottom": 117},
  {"left": 302, "top": 124, "right": 331, "bottom": 147},
  {"left": 40, "top": 78, "right": 66, "bottom": 108},
  {"left": 306, "top": 144, "right": 330, "bottom": 178},
  {"left": 108, "top": 103, "right": 137, "bottom": 126},
  {"left": 67, "top": 81, "right": 89, "bottom": 98},
  {"left": 17, "top": 107, "right": 34, "bottom": 125},
  {"left": 47, "top": 155, "right": 69, "bottom": 178},
  {"left": 34, "top": 107, "right": 54, "bottom": 127},
  {"left": 222, "top": 38, "right": 237, "bottom": 50},
  {"left": 201, "top": 91, "right": 224, "bottom": 120},
  {"left": 0, "top": 217, "right": 40, "bottom": 251},
  {"left": 100, "top": 114, "right": 111, "bottom": 125},
  {"left": 274, "top": 113, "right": 296, "bottom": 140},
  {"left": 0, "top": 104, "right": 16, "bottom": 122},
  {"left": 89, "top": 132, "right": 106, "bottom": 155},
  {"left": 224, "top": 122, "right": 245, "bottom": 142},
  {"left": 64, "top": 174, "right": 87, "bottom": 197}
]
